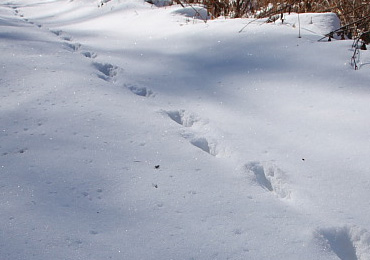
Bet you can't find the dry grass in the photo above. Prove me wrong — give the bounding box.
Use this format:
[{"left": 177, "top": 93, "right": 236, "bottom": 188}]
[{"left": 180, "top": 0, "right": 370, "bottom": 35}]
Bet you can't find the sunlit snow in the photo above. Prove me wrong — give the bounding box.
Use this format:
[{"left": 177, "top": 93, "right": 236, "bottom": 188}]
[{"left": 1, "top": 1, "right": 370, "bottom": 259}]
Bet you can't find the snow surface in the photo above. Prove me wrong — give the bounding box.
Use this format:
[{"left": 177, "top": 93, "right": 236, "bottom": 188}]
[{"left": 1, "top": 0, "right": 370, "bottom": 259}]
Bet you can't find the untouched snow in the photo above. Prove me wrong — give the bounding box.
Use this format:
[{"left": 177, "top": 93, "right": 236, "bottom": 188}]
[{"left": 1, "top": 0, "right": 370, "bottom": 259}]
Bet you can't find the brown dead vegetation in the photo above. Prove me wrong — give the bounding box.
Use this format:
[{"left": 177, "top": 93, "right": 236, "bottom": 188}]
[{"left": 175, "top": 0, "right": 370, "bottom": 36}]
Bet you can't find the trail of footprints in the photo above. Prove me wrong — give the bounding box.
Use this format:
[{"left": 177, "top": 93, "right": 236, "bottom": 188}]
[
  {"left": 11, "top": 5, "right": 152, "bottom": 95},
  {"left": 10, "top": 6, "right": 370, "bottom": 259},
  {"left": 12, "top": 7, "right": 122, "bottom": 84},
  {"left": 164, "top": 110, "right": 289, "bottom": 200},
  {"left": 49, "top": 29, "right": 122, "bottom": 82},
  {"left": 164, "top": 109, "right": 292, "bottom": 199},
  {"left": 164, "top": 109, "right": 290, "bottom": 201}
]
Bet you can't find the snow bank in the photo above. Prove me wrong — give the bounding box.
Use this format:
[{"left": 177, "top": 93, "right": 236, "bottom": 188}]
[{"left": 172, "top": 5, "right": 209, "bottom": 20}]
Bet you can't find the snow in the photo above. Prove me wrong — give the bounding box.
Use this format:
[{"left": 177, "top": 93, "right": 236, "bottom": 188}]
[{"left": 1, "top": 0, "right": 370, "bottom": 259}]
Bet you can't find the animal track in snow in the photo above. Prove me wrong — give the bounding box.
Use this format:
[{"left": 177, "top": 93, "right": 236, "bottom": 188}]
[
  {"left": 245, "top": 161, "right": 290, "bottom": 199},
  {"left": 50, "top": 30, "right": 63, "bottom": 36},
  {"left": 162, "top": 109, "right": 225, "bottom": 157},
  {"left": 61, "top": 35, "right": 72, "bottom": 41},
  {"left": 64, "top": 42, "right": 81, "bottom": 52},
  {"left": 165, "top": 109, "right": 200, "bottom": 127},
  {"left": 50, "top": 30, "right": 98, "bottom": 59},
  {"left": 315, "top": 226, "right": 370, "bottom": 260},
  {"left": 190, "top": 137, "right": 218, "bottom": 156},
  {"left": 81, "top": 51, "right": 97, "bottom": 59},
  {"left": 125, "top": 84, "right": 154, "bottom": 97},
  {"left": 1, "top": 148, "right": 28, "bottom": 156},
  {"left": 92, "top": 62, "right": 119, "bottom": 81},
  {"left": 28, "top": 20, "right": 41, "bottom": 27},
  {"left": 48, "top": 28, "right": 121, "bottom": 85}
]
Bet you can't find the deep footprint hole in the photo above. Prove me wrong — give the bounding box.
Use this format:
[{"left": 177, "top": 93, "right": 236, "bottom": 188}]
[
  {"left": 167, "top": 110, "right": 183, "bottom": 125},
  {"left": 190, "top": 137, "right": 218, "bottom": 156},
  {"left": 165, "top": 110, "right": 197, "bottom": 127},
  {"left": 126, "top": 84, "right": 153, "bottom": 97},
  {"left": 319, "top": 227, "right": 358, "bottom": 260},
  {"left": 81, "top": 51, "right": 97, "bottom": 59},
  {"left": 190, "top": 137, "right": 210, "bottom": 154},
  {"left": 246, "top": 162, "right": 273, "bottom": 191},
  {"left": 93, "top": 62, "right": 118, "bottom": 78}
]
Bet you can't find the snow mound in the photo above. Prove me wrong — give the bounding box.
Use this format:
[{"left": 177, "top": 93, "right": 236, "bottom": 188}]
[
  {"left": 172, "top": 6, "right": 209, "bottom": 20},
  {"left": 145, "top": 0, "right": 172, "bottom": 7},
  {"left": 285, "top": 12, "right": 341, "bottom": 35}
]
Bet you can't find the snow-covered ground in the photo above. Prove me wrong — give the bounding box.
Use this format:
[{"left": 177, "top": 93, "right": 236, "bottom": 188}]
[{"left": 1, "top": 0, "right": 370, "bottom": 259}]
